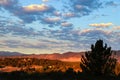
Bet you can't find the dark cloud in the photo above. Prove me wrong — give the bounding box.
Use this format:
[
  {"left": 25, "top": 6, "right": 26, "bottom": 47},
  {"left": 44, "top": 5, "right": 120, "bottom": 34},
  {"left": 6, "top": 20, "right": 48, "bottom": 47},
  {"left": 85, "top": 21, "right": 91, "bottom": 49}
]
[
  {"left": 53, "top": 11, "right": 61, "bottom": 16},
  {"left": 1, "top": 40, "right": 21, "bottom": 48},
  {"left": 22, "top": 43, "right": 49, "bottom": 49},
  {"left": 42, "top": 29, "right": 112, "bottom": 44},
  {"left": 0, "top": 18, "right": 39, "bottom": 37},
  {"left": 105, "top": 1, "right": 119, "bottom": 7},
  {"left": 37, "top": 28, "right": 120, "bottom": 51},
  {"left": 68, "top": 0, "right": 102, "bottom": 16},
  {"left": 80, "top": 29, "right": 111, "bottom": 39},
  {"left": 1, "top": 40, "right": 49, "bottom": 49},
  {"left": 0, "top": 0, "right": 55, "bottom": 23},
  {"left": 62, "top": 12, "right": 77, "bottom": 19},
  {"left": 61, "top": 21, "right": 73, "bottom": 27},
  {"left": 0, "top": 0, "right": 19, "bottom": 9},
  {"left": 17, "top": 4, "right": 55, "bottom": 23},
  {"left": 1, "top": 28, "right": 120, "bottom": 51},
  {"left": 0, "top": 0, "right": 117, "bottom": 27}
]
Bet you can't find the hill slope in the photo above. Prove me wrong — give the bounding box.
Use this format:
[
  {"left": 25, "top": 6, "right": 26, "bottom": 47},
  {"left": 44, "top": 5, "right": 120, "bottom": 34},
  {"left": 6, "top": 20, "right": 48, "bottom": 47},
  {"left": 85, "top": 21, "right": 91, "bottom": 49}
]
[{"left": 0, "top": 51, "right": 120, "bottom": 62}]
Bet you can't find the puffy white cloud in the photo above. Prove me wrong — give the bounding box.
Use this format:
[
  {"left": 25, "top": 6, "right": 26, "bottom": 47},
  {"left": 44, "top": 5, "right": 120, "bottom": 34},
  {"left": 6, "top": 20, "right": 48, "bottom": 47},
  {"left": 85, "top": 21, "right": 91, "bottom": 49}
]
[{"left": 89, "top": 23, "right": 113, "bottom": 28}]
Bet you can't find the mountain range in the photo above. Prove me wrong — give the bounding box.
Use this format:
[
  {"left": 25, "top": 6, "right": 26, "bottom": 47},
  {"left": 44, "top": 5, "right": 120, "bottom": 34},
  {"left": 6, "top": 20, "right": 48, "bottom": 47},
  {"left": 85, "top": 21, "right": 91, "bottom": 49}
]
[{"left": 0, "top": 51, "right": 120, "bottom": 62}]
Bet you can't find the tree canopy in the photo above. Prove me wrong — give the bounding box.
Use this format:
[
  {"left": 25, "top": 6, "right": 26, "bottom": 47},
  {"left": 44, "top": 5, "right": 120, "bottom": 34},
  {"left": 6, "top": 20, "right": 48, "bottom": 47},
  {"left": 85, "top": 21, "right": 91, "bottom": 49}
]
[{"left": 80, "top": 39, "right": 117, "bottom": 76}]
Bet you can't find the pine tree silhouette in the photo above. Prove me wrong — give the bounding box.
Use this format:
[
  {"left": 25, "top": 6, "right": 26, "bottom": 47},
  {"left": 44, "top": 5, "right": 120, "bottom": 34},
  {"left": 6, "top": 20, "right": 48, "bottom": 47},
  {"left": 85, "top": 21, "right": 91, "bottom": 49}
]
[{"left": 80, "top": 39, "right": 117, "bottom": 76}]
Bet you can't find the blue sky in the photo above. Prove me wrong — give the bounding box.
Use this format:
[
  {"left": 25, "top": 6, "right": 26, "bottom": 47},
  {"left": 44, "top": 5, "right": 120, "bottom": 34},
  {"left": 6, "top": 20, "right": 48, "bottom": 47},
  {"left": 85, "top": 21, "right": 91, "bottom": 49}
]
[{"left": 0, "top": 0, "right": 120, "bottom": 54}]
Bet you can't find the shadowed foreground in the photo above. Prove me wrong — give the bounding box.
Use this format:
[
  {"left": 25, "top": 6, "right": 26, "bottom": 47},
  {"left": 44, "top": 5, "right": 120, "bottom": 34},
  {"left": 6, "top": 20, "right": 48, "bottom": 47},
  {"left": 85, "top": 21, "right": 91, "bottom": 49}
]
[{"left": 0, "top": 68, "right": 120, "bottom": 80}]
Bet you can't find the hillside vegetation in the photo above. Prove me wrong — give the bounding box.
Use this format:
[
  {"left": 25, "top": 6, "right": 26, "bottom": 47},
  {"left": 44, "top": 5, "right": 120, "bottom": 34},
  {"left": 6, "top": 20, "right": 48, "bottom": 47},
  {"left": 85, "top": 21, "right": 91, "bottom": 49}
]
[{"left": 0, "top": 58, "right": 80, "bottom": 73}]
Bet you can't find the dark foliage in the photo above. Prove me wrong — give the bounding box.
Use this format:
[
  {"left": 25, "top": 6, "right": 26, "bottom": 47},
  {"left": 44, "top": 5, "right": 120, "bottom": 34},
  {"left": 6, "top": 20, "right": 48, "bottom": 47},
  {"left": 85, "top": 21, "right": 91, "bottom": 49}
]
[
  {"left": 0, "top": 69, "right": 75, "bottom": 80},
  {"left": 0, "top": 69, "right": 119, "bottom": 80},
  {"left": 80, "top": 39, "right": 117, "bottom": 76}
]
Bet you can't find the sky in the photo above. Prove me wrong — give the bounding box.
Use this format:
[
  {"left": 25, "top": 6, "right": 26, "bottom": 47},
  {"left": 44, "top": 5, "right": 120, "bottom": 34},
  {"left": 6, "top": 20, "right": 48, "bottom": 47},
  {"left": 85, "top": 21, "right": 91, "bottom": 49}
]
[{"left": 0, "top": 0, "right": 120, "bottom": 54}]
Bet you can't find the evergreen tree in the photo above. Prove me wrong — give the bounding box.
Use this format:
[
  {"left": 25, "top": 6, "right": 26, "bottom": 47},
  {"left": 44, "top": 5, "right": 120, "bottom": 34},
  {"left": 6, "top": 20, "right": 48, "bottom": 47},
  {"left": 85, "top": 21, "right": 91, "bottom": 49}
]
[{"left": 80, "top": 39, "right": 117, "bottom": 76}]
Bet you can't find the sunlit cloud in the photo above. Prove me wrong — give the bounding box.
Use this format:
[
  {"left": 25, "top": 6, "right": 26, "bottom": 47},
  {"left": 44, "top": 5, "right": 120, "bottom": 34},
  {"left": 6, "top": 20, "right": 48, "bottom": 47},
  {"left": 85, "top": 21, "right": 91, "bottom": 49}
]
[
  {"left": 23, "top": 4, "right": 51, "bottom": 12},
  {"left": 0, "top": 0, "right": 55, "bottom": 23},
  {"left": 113, "top": 26, "right": 120, "bottom": 30},
  {"left": 44, "top": 17, "right": 61, "bottom": 22},
  {"left": 89, "top": 23, "right": 113, "bottom": 28},
  {"left": 42, "top": 17, "right": 61, "bottom": 26}
]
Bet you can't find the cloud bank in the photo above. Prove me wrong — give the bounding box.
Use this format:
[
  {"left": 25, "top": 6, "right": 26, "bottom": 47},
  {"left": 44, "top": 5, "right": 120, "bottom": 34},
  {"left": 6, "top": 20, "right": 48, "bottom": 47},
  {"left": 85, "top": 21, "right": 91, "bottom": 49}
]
[{"left": 0, "top": 0, "right": 120, "bottom": 53}]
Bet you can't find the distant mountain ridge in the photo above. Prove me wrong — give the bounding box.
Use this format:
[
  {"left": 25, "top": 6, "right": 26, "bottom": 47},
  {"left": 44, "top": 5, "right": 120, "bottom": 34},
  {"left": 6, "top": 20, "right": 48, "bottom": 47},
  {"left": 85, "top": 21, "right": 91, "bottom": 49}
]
[
  {"left": 0, "top": 51, "right": 83, "bottom": 62},
  {"left": 0, "top": 51, "right": 25, "bottom": 56},
  {"left": 0, "top": 51, "right": 120, "bottom": 62}
]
